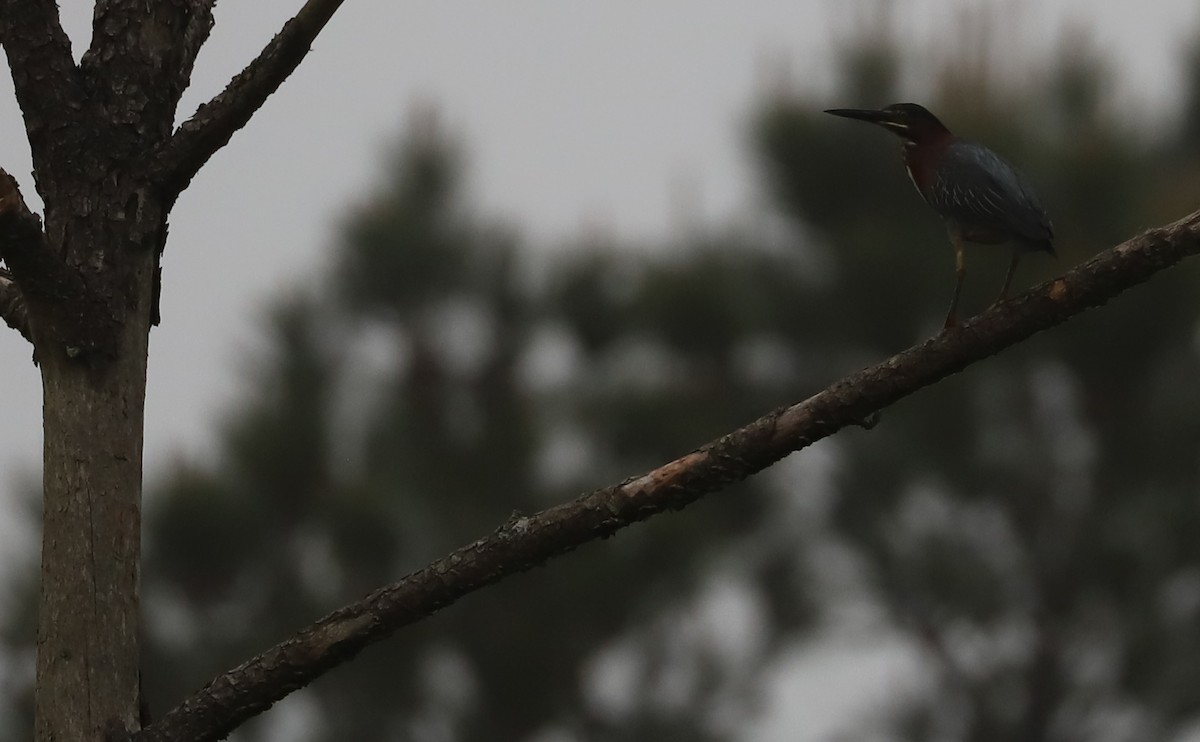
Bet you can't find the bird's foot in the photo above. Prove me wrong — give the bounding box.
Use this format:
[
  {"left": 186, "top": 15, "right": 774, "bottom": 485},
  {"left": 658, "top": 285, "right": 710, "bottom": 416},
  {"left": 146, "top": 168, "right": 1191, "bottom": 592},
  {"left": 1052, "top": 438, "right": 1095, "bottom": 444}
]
[{"left": 853, "top": 411, "right": 882, "bottom": 430}]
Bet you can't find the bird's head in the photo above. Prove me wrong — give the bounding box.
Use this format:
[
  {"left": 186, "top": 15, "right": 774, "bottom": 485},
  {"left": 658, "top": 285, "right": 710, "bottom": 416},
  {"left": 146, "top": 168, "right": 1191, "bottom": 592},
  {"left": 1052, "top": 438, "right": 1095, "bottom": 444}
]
[{"left": 824, "top": 103, "right": 952, "bottom": 146}]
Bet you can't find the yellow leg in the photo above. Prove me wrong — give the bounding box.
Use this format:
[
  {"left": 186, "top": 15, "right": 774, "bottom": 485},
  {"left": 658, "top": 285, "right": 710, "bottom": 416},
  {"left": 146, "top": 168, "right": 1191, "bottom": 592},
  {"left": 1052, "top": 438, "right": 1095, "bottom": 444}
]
[
  {"left": 997, "top": 251, "right": 1020, "bottom": 302},
  {"left": 944, "top": 234, "right": 966, "bottom": 329}
]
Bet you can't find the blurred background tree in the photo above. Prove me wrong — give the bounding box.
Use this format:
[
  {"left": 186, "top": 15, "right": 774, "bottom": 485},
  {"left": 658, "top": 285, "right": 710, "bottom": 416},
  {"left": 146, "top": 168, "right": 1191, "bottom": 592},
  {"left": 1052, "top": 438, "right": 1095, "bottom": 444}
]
[
  {"left": 4, "top": 18, "right": 1200, "bottom": 742},
  {"left": 136, "top": 116, "right": 823, "bottom": 742},
  {"left": 755, "top": 25, "right": 1200, "bottom": 742}
]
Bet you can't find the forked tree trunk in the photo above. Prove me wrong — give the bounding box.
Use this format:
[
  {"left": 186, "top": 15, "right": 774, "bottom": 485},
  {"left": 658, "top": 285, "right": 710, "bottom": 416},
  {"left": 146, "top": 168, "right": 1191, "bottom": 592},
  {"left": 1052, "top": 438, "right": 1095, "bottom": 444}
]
[
  {"left": 2, "top": 2, "right": 346, "bottom": 738},
  {"left": 0, "top": 2, "right": 210, "bottom": 737}
]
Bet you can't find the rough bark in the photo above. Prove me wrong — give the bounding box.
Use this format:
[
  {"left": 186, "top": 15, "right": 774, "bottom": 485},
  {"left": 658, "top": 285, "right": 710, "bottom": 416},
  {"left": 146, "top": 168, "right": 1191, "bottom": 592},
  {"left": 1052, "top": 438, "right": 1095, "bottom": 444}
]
[
  {"left": 36, "top": 287, "right": 153, "bottom": 741},
  {"left": 0, "top": 0, "right": 86, "bottom": 200},
  {"left": 134, "top": 209, "right": 1200, "bottom": 742}
]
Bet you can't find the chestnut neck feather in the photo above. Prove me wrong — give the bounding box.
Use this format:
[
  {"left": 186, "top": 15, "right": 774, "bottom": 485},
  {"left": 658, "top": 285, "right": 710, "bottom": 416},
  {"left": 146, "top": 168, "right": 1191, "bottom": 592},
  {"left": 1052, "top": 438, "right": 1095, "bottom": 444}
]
[{"left": 900, "top": 130, "right": 954, "bottom": 199}]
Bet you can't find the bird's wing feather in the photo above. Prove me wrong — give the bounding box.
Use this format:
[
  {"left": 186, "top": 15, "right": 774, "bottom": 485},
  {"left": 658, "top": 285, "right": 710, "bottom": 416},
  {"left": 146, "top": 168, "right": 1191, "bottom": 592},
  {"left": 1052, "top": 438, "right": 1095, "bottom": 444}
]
[{"left": 930, "top": 141, "right": 1053, "bottom": 245}]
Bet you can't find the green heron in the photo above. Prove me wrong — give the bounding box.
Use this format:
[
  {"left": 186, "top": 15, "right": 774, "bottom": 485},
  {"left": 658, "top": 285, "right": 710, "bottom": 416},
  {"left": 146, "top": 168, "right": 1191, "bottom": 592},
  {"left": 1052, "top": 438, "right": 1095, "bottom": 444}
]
[{"left": 824, "top": 103, "right": 1054, "bottom": 327}]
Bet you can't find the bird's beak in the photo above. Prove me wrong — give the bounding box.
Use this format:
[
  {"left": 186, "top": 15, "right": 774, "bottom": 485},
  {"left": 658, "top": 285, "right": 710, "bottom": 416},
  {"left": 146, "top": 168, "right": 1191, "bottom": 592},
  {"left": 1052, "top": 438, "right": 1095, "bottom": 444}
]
[
  {"left": 824, "top": 108, "right": 890, "bottom": 123},
  {"left": 824, "top": 107, "right": 909, "bottom": 135}
]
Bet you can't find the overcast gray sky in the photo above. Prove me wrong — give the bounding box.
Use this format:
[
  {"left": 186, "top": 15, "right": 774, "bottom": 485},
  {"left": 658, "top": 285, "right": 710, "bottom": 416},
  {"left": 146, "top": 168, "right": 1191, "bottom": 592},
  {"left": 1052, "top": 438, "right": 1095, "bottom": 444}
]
[{"left": 2, "top": 2, "right": 1200, "bottom": 735}]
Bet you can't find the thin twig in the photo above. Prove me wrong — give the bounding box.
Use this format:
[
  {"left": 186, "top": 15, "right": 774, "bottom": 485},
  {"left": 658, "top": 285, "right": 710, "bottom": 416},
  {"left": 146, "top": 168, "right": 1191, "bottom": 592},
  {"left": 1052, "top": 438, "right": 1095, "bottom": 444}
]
[{"left": 153, "top": 0, "right": 347, "bottom": 195}]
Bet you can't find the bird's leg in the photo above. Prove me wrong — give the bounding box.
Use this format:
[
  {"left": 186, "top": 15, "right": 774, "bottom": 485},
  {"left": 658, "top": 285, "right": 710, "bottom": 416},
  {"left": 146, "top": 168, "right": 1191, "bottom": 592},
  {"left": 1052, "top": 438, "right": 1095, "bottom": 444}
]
[
  {"left": 997, "top": 251, "right": 1021, "bottom": 302},
  {"left": 944, "top": 233, "right": 966, "bottom": 329}
]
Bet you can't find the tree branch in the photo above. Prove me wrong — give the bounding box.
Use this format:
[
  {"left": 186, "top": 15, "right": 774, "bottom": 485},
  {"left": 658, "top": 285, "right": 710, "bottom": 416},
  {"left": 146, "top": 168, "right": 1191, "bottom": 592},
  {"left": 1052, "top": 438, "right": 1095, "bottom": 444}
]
[
  {"left": 0, "top": 173, "right": 42, "bottom": 350},
  {"left": 0, "top": 171, "right": 50, "bottom": 283},
  {"left": 0, "top": 170, "right": 73, "bottom": 296},
  {"left": 83, "top": 0, "right": 216, "bottom": 141},
  {"left": 0, "top": 269, "right": 32, "bottom": 345},
  {"left": 0, "top": 169, "right": 111, "bottom": 355},
  {"left": 152, "top": 0, "right": 347, "bottom": 196},
  {"left": 0, "top": 0, "right": 85, "bottom": 178},
  {"left": 134, "top": 209, "right": 1200, "bottom": 742}
]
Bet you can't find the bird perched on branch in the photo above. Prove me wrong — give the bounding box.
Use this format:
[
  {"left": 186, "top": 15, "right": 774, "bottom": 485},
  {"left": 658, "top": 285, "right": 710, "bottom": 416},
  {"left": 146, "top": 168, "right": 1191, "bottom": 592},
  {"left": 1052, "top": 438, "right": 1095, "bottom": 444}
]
[{"left": 824, "top": 103, "right": 1054, "bottom": 328}]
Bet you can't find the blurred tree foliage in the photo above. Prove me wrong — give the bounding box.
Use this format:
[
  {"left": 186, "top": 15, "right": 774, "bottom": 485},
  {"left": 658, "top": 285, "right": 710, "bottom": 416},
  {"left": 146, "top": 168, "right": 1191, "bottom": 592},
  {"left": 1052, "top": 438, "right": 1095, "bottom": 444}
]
[
  {"left": 5, "top": 22, "right": 1200, "bottom": 742},
  {"left": 755, "top": 30, "right": 1200, "bottom": 742},
  {"left": 137, "top": 116, "right": 822, "bottom": 742}
]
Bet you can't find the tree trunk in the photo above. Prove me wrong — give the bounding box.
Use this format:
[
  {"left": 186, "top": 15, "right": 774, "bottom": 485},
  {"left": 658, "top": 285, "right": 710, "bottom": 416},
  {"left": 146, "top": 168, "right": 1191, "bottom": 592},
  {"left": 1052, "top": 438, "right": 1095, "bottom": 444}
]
[
  {"left": 33, "top": 229, "right": 157, "bottom": 740},
  {"left": 0, "top": 3, "right": 197, "bottom": 734},
  {"left": 1, "top": 2, "right": 340, "bottom": 739}
]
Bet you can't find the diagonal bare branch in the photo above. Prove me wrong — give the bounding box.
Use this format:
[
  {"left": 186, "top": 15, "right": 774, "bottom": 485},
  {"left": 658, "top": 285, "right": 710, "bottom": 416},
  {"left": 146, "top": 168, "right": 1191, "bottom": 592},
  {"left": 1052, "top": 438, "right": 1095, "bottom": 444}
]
[
  {"left": 133, "top": 209, "right": 1200, "bottom": 742},
  {"left": 152, "top": 0, "right": 347, "bottom": 195},
  {"left": 0, "top": 0, "right": 85, "bottom": 174}
]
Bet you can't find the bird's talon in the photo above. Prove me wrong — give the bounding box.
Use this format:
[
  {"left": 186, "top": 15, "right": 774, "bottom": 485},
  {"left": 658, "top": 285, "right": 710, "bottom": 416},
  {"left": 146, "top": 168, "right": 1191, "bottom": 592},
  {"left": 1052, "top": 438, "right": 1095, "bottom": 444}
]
[{"left": 855, "top": 412, "right": 882, "bottom": 430}]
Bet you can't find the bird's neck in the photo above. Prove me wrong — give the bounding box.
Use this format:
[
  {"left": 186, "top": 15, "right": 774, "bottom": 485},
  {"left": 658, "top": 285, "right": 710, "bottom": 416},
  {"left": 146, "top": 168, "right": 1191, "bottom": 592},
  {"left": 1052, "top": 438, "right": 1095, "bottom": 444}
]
[{"left": 901, "top": 135, "right": 953, "bottom": 200}]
